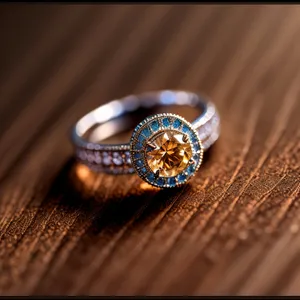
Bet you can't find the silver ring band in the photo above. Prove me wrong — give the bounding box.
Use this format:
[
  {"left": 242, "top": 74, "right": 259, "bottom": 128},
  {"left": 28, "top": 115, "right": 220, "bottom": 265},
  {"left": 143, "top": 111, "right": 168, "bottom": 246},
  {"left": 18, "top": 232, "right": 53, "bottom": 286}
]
[{"left": 71, "top": 90, "right": 220, "bottom": 184}]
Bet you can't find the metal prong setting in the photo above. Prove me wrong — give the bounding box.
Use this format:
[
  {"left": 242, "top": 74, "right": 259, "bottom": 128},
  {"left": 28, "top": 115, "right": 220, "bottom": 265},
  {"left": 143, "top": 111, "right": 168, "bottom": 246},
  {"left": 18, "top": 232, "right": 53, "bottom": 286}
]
[
  {"left": 147, "top": 141, "right": 156, "bottom": 149},
  {"left": 155, "top": 169, "right": 160, "bottom": 179},
  {"left": 183, "top": 134, "right": 189, "bottom": 143}
]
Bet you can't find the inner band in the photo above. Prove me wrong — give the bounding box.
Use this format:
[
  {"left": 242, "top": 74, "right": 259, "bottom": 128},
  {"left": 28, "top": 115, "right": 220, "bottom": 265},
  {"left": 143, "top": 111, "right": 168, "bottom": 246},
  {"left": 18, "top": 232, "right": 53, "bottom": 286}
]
[{"left": 72, "top": 90, "right": 211, "bottom": 148}]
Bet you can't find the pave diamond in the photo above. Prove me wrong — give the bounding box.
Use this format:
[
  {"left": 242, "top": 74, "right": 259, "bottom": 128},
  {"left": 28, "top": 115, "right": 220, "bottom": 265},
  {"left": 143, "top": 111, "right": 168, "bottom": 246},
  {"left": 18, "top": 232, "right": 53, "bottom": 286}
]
[
  {"left": 102, "top": 152, "right": 112, "bottom": 165},
  {"left": 112, "top": 152, "right": 123, "bottom": 165},
  {"left": 124, "top": 151, "right": 131, "bottom": 164},
  {"left": 146, "top": 130, "right": 192, "bottom": 177}
]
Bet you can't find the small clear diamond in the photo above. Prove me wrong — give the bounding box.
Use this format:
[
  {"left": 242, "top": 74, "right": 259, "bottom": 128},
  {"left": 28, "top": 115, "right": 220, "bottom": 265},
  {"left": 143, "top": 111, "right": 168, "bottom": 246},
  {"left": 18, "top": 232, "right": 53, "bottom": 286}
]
[
  {"left": 102, "top": 152, "right": 112, "bottom": 165},
  {"left": 87, "top": 153, "right": 94, "bottom": 163},
  {"left": 112, "top": 152, "right": 123, "bottom": 165},
  {"left": 124, "top": 151, "right": 131, "bottom": 164},
  {"left": 94, "top": 152, "right": 101, "bottom": 164},
  {"left": 79, "top": 150, "right": 87, "bottom": 160}
]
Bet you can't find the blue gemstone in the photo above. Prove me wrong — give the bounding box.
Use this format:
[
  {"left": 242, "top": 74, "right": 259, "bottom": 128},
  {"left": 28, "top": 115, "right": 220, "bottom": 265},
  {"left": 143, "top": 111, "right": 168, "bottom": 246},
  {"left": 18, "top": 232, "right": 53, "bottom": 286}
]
[
  {"left": 167, "top": 177, "right": 176, "bottom": 186},
  {"left": 136, "top": 160, "right": 143, "bottom": 167},
  {"left": 151, "top": 120, "right": 159, "bottom": 132},
  {"left": 191, "top": 134, "right": 198, "bottom": 143},
  {"left": 134, "top": 152, "right": 142, "bottom": 159},
  {"left": 135, "top": 142, "right": 143, "bottom": 150},
  {"left": 178, "top": 173, "right": 187, "bottom": 182},
  {"left": 193, "top": 143, "right": 201, "bottom": 152},
  {"left": 193, "top": 154, "right": 199, "bottom": 161},
  {"left": 141, "top": 167, "right": 147, "bottom": 174},
  {"left": 157, "top": 177, "right": 164, "bottom": 185},
  {"left": 182, "top": 125, "right": 190, "bottom": 133},
  {"left": 147, "top": 173, "right": 155, "bottom": 181},
  {"left": 162, "top": 118, "right": 170, "bottom": 127},
  {"left": 138, "top": 134, "right": 146, "bottom": 142},
  {"left": 141, "top": 127, "right": 151, "bottom": 138},
  {"left": 173, "top": 119, "right": 181, "bottom": 129},
  {"left": 187, "top": 164, "right": 195, "bottom": 175}
]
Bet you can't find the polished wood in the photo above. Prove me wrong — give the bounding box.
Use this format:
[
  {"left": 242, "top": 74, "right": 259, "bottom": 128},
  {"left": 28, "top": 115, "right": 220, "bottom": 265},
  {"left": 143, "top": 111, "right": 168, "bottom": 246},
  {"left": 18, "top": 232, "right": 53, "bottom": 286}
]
[{"left": 0, "top": 4, "right": 299, "bottom": 296}]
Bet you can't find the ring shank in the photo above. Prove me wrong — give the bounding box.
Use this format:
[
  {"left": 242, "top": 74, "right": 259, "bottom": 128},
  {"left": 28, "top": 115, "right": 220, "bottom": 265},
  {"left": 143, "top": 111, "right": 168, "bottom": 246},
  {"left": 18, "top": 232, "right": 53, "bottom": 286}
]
[{"left": 71, "top": 90, "right": 220, "bottom": 174}]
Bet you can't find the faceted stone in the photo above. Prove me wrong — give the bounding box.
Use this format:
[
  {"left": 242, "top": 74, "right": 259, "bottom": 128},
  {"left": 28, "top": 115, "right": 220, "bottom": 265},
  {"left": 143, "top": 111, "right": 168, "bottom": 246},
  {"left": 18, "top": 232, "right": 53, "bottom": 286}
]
[
  {"left": 102, "top": 152, "right": 112, "bottom": 166},
  {"left": 173, "top": 119, "right": 181, "bottom": 129},
  {"left": 134, "top": 152, "right": 142, "bottom": 159},
  {"left": 162, "top": 118, "right": 170, "bottom": 127},
  {"left": 178, "top": 173, "right": 187, "bottom": 182},
  {"left": 167, "top": 177, "right": 176, "bottom": 186},
  {"left": 147, "top": 172, "right": 155, "bottom": 181},
  {"left": 187, "top": 164, "right": 195, "bottom": 175},
  {"left": 150, "top": 120, "right": 159, "bottom": 131},
  {"left": 94, "top": 152, "right": 102, "bottom": 164},
  {"left": 156, "top": 177, "right": 165, "bottom": 185},
  {"left": 124, "top": 151, "right": 131, "bottom": 164},
  {"left": 146, "top": 130, "right": 192, "bottom": 177},
  {"left": 141, "top": 127, "right": 151, "bottom": 138},
  {"left": 112, "top": 152, "right": 123, "bottom": 165},
  {"left": 135, "top": 142, "right": 143, "bottom": 150},
  {"left": 136, "top": 160, "right": 143, "bottom": 167},
  {"left": 182, "top": 124, "right": 190, "bottom": 133}
]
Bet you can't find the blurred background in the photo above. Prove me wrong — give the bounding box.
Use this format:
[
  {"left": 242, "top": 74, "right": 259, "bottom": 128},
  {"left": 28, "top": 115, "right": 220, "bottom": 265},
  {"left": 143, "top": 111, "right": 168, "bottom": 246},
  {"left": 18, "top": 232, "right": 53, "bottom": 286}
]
[{"left": 0, "top": 4, "right": 300, "bottom": 296}]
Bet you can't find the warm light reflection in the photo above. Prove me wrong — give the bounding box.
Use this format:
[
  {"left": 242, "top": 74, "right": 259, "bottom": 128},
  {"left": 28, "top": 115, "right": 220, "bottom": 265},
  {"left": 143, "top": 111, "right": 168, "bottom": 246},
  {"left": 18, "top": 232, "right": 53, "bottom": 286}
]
[
  {"left": 76, "top": 164, "right": 91, "bottom": 181},
  {"left": 74, "top": 163, "right": 101, "bottom": 191},
  {"left": 72, "top": 162, "right": 160, "bottom": 200},
  {"left": 139, "top": 181, "right": 160, "bottom": 191}
]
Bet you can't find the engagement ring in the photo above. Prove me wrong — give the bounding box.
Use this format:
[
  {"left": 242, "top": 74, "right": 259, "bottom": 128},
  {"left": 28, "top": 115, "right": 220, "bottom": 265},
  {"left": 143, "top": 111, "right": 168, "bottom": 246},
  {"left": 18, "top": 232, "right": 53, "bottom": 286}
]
[{"left": 71, "top": 90, "right": 220, "bottom": 188}]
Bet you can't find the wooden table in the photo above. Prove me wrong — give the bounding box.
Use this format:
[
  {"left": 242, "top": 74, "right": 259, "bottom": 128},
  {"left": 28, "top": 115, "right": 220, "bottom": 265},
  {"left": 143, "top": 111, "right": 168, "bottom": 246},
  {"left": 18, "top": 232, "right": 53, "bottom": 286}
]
[{"left": 0, "top": 4, "right": 300, "bottom": 296}]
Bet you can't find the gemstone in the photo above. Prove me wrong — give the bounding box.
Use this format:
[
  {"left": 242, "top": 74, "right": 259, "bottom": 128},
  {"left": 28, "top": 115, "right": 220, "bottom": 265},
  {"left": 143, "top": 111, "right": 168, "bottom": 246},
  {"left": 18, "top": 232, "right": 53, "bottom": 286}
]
[
  {"left": 87, "top": 154, "right": 95, "bottom": 163},
  {"left": 187, "top": 164, "right": 195, "bottom": 175},
  {"left": 79, "top": 151, "right": 87, "bottom": 160},
  {"left": 150, "top": 120, "right": 159, "bottom": 131},
  {"left": 136, "top": 160, "right": 143, "bottom": 167},
  {"left": 178, "top": 173, "right": 187, "bottom": 182},
  {"left": 162, "top": 118, "right": 170, "bottom": 127},
  {"left": 124, "top": 151, "right": 131, "bottom": 164},
  {"left": 94, "top": 152, "right": 102, "bottom": 164},
  {"left": 141, "top": 127, "right": 151, "bottom": 138},
  {"left": 157, "top": 177, "right": 165, "bottom": 185},
  {"left": 146, "top": 130, "right": 193, "bottom": 177},
  {"left": 182, "top": 124, "right": 190, "bottom": 133},
  {"left": 102, "top": 152, "right": 111, "bottom": 165},
  {"left": 191, "top": 134, "right": 198, "bottom": 143},
  {"left": 193, "top": 143, "right": 201, "bottom": 152},
  {"left": 173, "top": 119, "right": 181, "bottom": 129},
  {"left": 167, "top": 177, "right": 176, "bottom": 186},
  {"left": 147, "top": 172, "right": 155, "bottom": 181},
  {"left": 138, "top": 135, "right": 146, "bottom": 142},
  {"left": 135, "top": 142, "right": 143, "bottom": 150},
  {"left": 112, "top": 152, "right": 123, "bottom": 165},
  {"left": 134, "top": 152, "right": 142, "bottom": 159}
]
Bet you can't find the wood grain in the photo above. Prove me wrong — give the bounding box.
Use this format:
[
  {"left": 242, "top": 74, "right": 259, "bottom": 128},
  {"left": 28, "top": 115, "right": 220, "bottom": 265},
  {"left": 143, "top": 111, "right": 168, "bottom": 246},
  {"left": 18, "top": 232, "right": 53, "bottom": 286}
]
[{"left": 0, "top": 4, "right": 299, "bottom": 296}]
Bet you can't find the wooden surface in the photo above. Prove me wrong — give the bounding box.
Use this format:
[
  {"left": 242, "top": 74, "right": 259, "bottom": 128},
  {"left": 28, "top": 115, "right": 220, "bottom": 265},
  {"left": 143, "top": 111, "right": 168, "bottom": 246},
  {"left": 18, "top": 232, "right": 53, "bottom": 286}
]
[{"left": 0, "top": 4, "right": 300, "bottom": 296}]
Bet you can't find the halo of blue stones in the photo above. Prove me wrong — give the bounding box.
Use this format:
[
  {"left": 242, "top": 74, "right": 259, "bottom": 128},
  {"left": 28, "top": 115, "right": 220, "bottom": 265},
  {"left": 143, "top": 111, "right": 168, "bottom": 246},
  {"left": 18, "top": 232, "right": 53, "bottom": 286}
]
[{"left": 129, "top": 113, "right": 204, "bottom": 188}]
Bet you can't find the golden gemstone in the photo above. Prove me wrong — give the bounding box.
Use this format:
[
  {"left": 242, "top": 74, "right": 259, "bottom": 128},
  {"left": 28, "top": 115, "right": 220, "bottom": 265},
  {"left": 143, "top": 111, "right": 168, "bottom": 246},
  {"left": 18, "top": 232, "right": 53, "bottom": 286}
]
[{"left": 146, "top": 131, "right": 192, "bottom": 177}]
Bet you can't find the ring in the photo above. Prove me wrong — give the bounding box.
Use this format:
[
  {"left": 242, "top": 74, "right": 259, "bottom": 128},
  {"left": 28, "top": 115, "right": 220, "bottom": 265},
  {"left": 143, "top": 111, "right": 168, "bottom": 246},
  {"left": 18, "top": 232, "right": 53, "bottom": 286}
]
[{"left": 71, "top": 90, "right": 220, "bottom": 188}]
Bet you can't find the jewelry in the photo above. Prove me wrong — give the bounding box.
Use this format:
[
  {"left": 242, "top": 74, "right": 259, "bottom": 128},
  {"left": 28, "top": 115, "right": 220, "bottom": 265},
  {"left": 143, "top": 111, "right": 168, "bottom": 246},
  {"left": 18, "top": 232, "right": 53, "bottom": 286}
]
[{"left": 71, "top": 90, "right": 220, "bottom": 188}]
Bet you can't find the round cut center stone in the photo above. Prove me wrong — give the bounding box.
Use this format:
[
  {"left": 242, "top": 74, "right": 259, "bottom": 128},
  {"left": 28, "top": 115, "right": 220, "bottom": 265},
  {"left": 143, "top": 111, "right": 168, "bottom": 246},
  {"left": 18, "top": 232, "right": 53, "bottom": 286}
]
[{"left": 146, "top": 131, "right": 193, "bottom": 177}]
